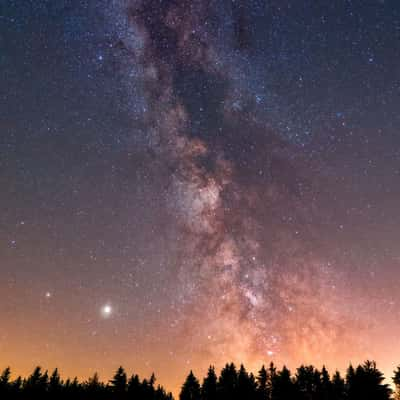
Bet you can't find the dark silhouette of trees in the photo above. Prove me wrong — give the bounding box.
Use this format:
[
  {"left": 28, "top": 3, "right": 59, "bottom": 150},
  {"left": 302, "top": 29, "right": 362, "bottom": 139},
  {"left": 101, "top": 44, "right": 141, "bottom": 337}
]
[
  {"left": 217, "top": 363, "right": 238, "bottom": 400},
  {"left": 255, "top": 365, "right": 269, "bottom": 400},
  {"left": 393, "top": 365, "right": 400, "bottom": 400},
  {"left": 48, "top": 368, "right": 62, "bottom": 398},
  {"left": 0, "top": 360, "right": 394, "bottom": 400},
  {"left": 110, "top": 366, "right": 128, "bottom": 398},
  {"left": 331, "top": 370, "right": 345, "bottom": 400},
  {"left": 0, "top": 367, "right": 11, "bottom": 398},
  {"left": 127, "top": 373, "right": 141, "bottom": 397},
  {"left": 346, "top": 360, "right": 391, "bottom": 400},
  {"left": 23, "top": 366, "right": 49, "bottom": 398},
  {"left": 271, "top": 365, "right": 296, "bottom": 400},
  {"left": 237, "top": 364, "right": 257, "bottom": 400},
  {"left": 0, "top": 366, "right": 172, "bottom": 400},
  {"left": 320, "top": 366, "right": 331, "bottom": 400},
  {"left": 180, "top": 370, "right": 201, "bottom": 400},
  {"left": 201, "top": 366, "right": 217, "bottom": 400}
]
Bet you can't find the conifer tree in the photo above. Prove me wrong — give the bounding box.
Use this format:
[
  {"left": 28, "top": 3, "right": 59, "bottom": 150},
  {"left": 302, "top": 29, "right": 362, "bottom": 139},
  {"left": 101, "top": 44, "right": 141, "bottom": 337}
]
[
  {"left": 393, "top": 366, "right": 400, "bottom": 400},
  {"left": 180, "top": 370, "right": 201, "bottom": 400},
  {"left": 256, "top": 365, "right": 269, "bottom": 400},
  {"left": 85, "top": 372, "right": 104, "bottom": 398},
  {"left": 347, "top": 361, "right": 391, "bottom": 400},
  {"left": 49, "top": 368, "right": 62, "bottom": 395},
  {"left": 0, "top": 367, "right": 11, "bottom": 397},
  {"left": 331, "top": 370, "right": 345, "bottom": 400},
  {"left": 24, "top": 366, "right": 46, "bottom": 397},
  {"left": 296, "top": 365, "right": 317, "bottom": 400},
  {"left": 128, "top": 373, "right": 141, "bottom": 397},
  {"left": 201, "top": 366, "right": 217, "bottom": 400},
  {"left": 271, "top": 366, "right": 296, "bottom": 400},
  {"left": 320, "top": 366, "right": 332, "bottom": 400},
  {"left": 11, "top": 375, "right": 22, "bottom": 398},
  {"left": 217, "top": 363, "right": 238, "bottom": 400},
  {"left": 237, "top": 364, "right": 257, "bottom": 400},
  {"left": 110, "top": 366, "right": 127, "bottom": 396}
]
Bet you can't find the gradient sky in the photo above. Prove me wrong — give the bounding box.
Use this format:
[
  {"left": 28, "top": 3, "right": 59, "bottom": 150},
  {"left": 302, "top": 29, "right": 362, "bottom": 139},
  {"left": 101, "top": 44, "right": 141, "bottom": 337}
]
[{"left": 1, "top": 0, "right": 400, "bottom": 395}]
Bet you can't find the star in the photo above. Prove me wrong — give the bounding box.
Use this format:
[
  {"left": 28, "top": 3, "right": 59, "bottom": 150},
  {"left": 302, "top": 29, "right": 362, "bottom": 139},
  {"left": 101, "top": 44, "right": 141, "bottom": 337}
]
[{"left": 101, "top": 304, "right": 113, "bottom": 318}]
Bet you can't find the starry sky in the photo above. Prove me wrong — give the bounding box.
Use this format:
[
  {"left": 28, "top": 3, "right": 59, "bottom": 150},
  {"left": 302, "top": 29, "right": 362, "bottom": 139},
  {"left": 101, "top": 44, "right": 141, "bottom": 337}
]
[{"left": 1, "top": 0, "right": 400, "bottom": 394}]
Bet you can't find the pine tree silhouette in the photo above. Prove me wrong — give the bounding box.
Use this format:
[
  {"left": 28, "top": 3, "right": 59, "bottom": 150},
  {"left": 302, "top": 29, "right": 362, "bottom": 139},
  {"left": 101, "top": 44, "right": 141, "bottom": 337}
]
[
  {"left": 393, "top": 365, "right": 400, "bottom": 400},
  {"left": 49, "top": 368, "right": 62, "bottom": 396},
  {"left": 237, "top": 364, "right": 257, "bottom": 400},
  {"left": 296, "top": 365, "right": 322, "bottom": 400},
  {"left": 24, "top": 366, "right": 47, "bottom": 397},
  {"left": 127, "top": 373, "right": 141, "bottom": 397},
  {"left": 320, "top": 366, "right": 332, "bottom": 400},
  {"left": 109, "top": 366, "right": 127, "bottom": 397},
  {"left": 256, "top": 365, "right": 269, "bottom": 400},
  {"left": 217, "top": 363, "right": 238, "bottom": 400},
  {"left": 201, "top": 366, "right": 217, "bottom": 400},
  {"left": 0, "top": 359, "right": 396, "bottom": 400},
  {"left": 271, "top": 366, "right": 296, "bottom": 400},
  {"left": 0, "top": 367, "right": 11, "bottom": 398},
  {"left": 85, "top": 372, "right": 104, "bottom": 400},
  {"left": 331, "top": 370, "right": 345, "bottom": 400},
  {"left": 180, "top": 370, "right": 201, "bottom": 400},
  {"left": 347, "top": 361, "right": 391, "bottom": 400}
]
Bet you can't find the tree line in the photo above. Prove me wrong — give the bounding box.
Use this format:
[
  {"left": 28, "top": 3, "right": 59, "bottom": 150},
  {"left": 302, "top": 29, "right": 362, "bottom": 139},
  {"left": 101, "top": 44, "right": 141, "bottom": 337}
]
[
  {"left": 0, "top": 366, "right": 172, "bottom": 400},
  {"left": 1, "top": 360, "right": 400, "bottom": 400},
  {"left": 180, "top": 361, "right": 400, "bottom": 400}
]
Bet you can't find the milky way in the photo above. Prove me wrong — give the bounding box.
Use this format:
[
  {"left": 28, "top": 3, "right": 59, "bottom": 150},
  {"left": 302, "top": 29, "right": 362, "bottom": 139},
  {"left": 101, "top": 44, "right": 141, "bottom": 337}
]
[{"left": 112, "top": 0, "right": 361, "bottom": 368}]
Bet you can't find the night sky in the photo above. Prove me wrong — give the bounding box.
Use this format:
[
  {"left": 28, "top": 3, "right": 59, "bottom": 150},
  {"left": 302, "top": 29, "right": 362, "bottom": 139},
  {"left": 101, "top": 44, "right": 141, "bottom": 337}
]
[{"left": 2, "top": 0, "right": 400, "bottom": 394}]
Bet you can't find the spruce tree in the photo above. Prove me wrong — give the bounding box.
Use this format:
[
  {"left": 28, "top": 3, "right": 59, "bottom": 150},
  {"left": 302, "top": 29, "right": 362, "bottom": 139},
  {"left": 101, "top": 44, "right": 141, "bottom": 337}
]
[
  {"left": 24, "top": 366, "right": 46, "bottom": 397},
  {"left": 237, "top": 364, "right": 257, "bottom": 400},
  {"left": 271, "top": 366, "right": 296, "bottom": 400},
  {"left": 320, "top": 366, "right": 332, "bottom": 400},
  {"left": 110, "top": 366, "right": 128, "bottom": 395},
  {"left": 347, "top": 361, "right": 391, "bottom": 400},
  {"left": 49, "top": 368, "right": 62, "bottom": 395},
  {"left": 128, "top": 374, "right": 141, "bottom": 397},
  {"left": 0, "top": 367, "right": 11, "bottom": 397},
  {"left": 180, "top": 370, "right": 201, "bottom": 400},
  {"left": 331, "top": 370, "right": 345, "bottom": 400},
  {"left": 256, "top": 365, "right": 269, "bottom": 400},
  {"left": 393, "top": 366, "right": 400, "bottom": 400},
  {"left": 217, "top": 363, "right": 238, "bottom": 400},
  {"left": 201, "top": 366, "right": 217, "bottom": 400}
]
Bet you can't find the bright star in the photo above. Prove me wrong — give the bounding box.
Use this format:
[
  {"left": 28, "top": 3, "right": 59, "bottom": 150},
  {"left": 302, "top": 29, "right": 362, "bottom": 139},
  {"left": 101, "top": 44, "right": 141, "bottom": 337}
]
[{"left": 101, "top": 304, "right": 112, "bottom": 318}]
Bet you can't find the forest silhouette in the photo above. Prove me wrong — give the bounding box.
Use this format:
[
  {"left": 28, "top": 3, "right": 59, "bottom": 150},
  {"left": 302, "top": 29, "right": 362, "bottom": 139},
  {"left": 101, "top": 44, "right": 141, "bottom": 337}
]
[{"left": 2, "top": 360, "right": 400, "bottom": 400}]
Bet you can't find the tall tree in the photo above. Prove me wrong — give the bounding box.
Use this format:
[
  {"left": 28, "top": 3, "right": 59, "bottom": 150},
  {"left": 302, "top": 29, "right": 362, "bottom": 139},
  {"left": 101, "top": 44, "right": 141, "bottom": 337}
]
[
  {"left": 201, "top": 366, "right": 217, "bottom": 400},
  {"left": 180, "top": 370, "right": 201, "bottom": 400},
  {"left": 237, "top": 364, "right": 257, "bottom": 400},
  {"left": 320, "top": 366, "right": 332, "bottom": 400},
  {"left": 128, "top": 373, "right": 141, "bottom": 397},
  {"left": 296, "top": 365, "right": 318, "bottom": 400},
  {"left": 256, "top": 365, "right": 269, "bottom": 400},
  {"left": 0, "top": 367, "right": 11, "bottom": 397},
  {"left": 271, "top": 366, "right": 296, "bottom": 400},
  {"left": 217, "top": 363, "right": 238, "bottom": 400},
  {"left": 331, "top": 371, "right": 345, "bottom": 400},
  {"left": 110, "top": 366, "right": 128, "bottom": 396},
  {"left": 347, "top": 361, "right": 391, "bottom": 400},
  {"left": 24, "top": 366, "right": 47, "bottom": 397},
  {"left": 393, "top": 366, "right": 400, "bottom": 400},
  {"left": 49, "top": 368, "right": 62, "bottom": 396},
  {"left": 85, "top": 372, "right": 104, "bottom": 399}
]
